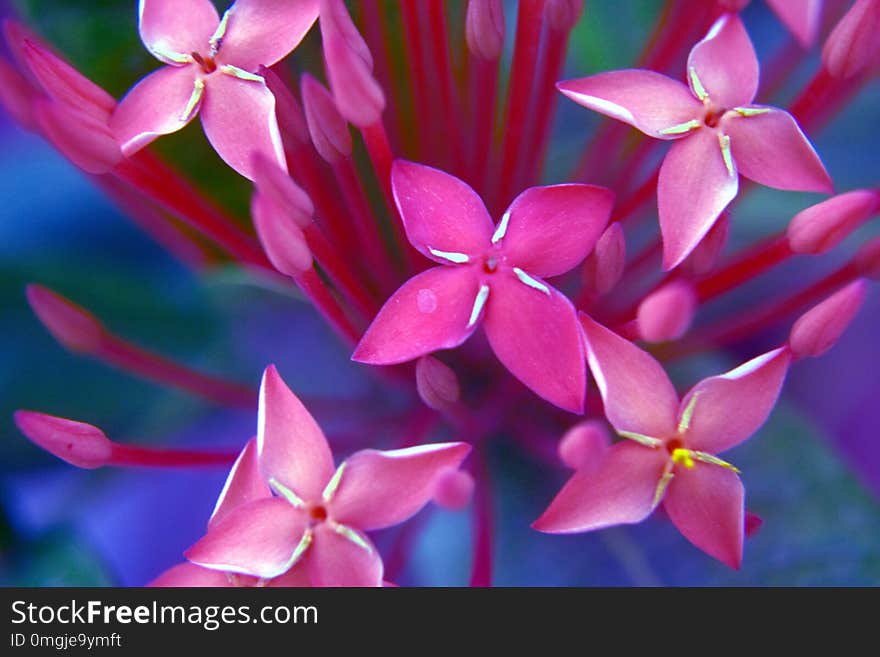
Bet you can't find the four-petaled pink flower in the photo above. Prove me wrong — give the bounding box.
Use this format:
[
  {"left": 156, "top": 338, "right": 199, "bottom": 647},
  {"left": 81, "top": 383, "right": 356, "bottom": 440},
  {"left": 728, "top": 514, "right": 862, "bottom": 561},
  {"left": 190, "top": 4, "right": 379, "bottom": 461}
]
[
  {"left": 558, "top": 13, "right": 832, "bottom": 269},
  {"left": 111, "top": 0, "right": 319, "bottom": 180},
  {"left": 353, "top": 160, "right": 614, "bottom": 413},
  {"left": 185, "top": 365, "right": 471, "bottom": 586},
  {"left": 534, "top": 314, "right": 791, "bottom": 568}
]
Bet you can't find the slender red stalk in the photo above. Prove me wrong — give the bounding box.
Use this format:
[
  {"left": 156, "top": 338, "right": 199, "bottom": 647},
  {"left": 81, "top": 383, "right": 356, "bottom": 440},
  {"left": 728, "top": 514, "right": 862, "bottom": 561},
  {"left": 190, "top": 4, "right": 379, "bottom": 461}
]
[
  {"left": 467, "top": 56, "right": 500, "bottom": 195},
  {"left": 399, "top": 0, "right": 435, "bottom": 161},
  {"left": 611, "top": 168, "right": 660, "bottom": 224},
  {"left": 469, "top": 448, "right": 494, "bottom": 587},
  {"left": 694, "top": 235, "right": 793, "bottom": 302},
  {"left": 109, "top": 443, "right": 236, "bottom": 468},
  {"left": 425, "top": 0, "right": 464, "bottom": 174},
  {"left": 293, "top": 268, "right": 362, "bottom": 346}
]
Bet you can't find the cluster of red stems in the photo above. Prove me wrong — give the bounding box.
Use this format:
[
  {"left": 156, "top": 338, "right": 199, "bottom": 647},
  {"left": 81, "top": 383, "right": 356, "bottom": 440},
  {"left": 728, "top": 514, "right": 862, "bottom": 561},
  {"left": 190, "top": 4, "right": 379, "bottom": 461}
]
[{"left": 3, "top": 0, "right": 879, "bottom": 586}]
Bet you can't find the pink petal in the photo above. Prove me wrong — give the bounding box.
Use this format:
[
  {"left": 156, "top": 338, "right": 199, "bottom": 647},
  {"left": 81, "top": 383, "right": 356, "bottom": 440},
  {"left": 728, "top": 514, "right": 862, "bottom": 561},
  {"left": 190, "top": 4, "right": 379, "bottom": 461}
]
[
  {"left": 483, "top": 272, "right": 586, "bottom": 413},
  {"left": 680, "top": 347, "right": 791, "bottom": 454},
  {"left": 687, "top": 14, "right": 758, "bottom": 108},
  {"left": 787, "top": 190, "right": 879, "bottom": 255},
  {"left": 557, "top": 70, "right": 702, "bottom": 139},
  {"left": 35, "top": 100, "right": 122, "bottom": 174},
  {"left": 251, "top": 152, "right": 314, "bottom": 227},
  {"left": 498, "top": 184, "right": 614, "bottom": 278},
  {"left": 267, "top": 565, "right": 312, "bottom": 587},
  {"left": 307, "top": 523, "right": 383, "bottom": 587},
  {"left": 329, "top": 443, "right": 471, "bottom": 530},
  {"left": 252, "top": 192, "right": 313, "bottom": 276},
  {"left": 111, "top": 65, "right": 200, "bottom": 157},
  {"left": 149, "top": 562, "right": 232, "bottom": 587},
  {"left": 533, "top": 442, "right": 667, "bottom": 533},
  {"left": 209, "top": 438, "right": 271, "bottom": 530},
  {"left": 766, "top": 0, "right": 822, "bottom": 48},
  {"left": 391, "top": 160, "right": 494, "bottom": 262},
  {"left": 138, "top": 0, "right": 219, "bottom": 64},
  {"left": 664, "top": 463, "right": 744, "bottom": 569},
  {"left": 658, "top": 127, "right": 739, "bottom": 270},
  {"left": 200, "top": 73, "right": 286, "bottom": 180},
  {"left": 579, "top": 313, "right": 679, "bottom": 439},
  {"left": 352, "top": 266, "right": 481, "bottom": 364},
  {"left": 725, "top": 106, "right": 832, "bottom": 193},
  {"left": 822, "top": 0, "right": 880, "bottom": 79},
  {"left": 582, "top": 222, "right": 626, "bottom": 296},
  {"left": 185, "top": 498, "right": 308, "bottom": 579},
  {"left": 788, "top": 279, "right": 867, "bottom": 359},
  {"left": 217, "top": 0, "right": 319, "bottom": 70},
  {"left": 257, "top": 365, "right": 335, "bottom": 501},
  {"left": 301, "top": 73, "right": 352, "bottom": 163}
]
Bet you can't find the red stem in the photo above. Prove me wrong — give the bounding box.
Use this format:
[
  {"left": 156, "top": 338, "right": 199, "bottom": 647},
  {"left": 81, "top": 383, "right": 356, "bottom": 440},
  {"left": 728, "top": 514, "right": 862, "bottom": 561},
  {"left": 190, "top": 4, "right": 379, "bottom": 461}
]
[
  {"left": 469, "top": 448, "right": 494, "bottom": 587},
  {"left": 425, "top": 0, "right": 464, "bottom": 174},
  {"left": 695, "top": 235, "right": 793, "bottom": 302},
  {"left": 110, "top": 443, "right": 236, "bottom": 468},
  {"left": 293, "top": 268, "right": 362, "bottom": 346},
  {"left": 467, "top": 56, "right": 500, "bottom": 195},
  {"left": 400, "top": 0, "right": 434, "bottom": 162}
]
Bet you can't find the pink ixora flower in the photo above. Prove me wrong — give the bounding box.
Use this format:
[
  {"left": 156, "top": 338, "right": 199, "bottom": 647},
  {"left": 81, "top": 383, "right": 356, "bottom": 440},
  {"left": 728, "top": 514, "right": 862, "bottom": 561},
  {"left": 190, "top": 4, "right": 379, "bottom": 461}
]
[
  {"left": 184, "top": 365, "right": 471, "bottom": 586},
  {"left": 353, "top": 160, "right": 615, "bottom": 413},
  {"left": 558, "top": 13, "right": 832, "bottom": 269},
  {"left": 534, "top": 314, "right": 791, "bottom": 568},
  {"left": 111, "top": 0, "right": 319, "bottom": 180}
]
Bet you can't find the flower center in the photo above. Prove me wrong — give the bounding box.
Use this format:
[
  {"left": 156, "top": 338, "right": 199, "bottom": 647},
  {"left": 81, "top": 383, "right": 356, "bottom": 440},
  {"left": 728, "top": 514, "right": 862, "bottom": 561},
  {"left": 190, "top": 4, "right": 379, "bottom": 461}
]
[
  {"left": 703, "top": 107, "right": 727, "bottom": 128},
  {"left": 483, "top": 255, "right": 499, "bottom": 274},
  {"left": 310, "top": 505, "right": 328, "bottom": 522},
  {"left": 190, "top": 51, "right": 217, "bottom": 74}
]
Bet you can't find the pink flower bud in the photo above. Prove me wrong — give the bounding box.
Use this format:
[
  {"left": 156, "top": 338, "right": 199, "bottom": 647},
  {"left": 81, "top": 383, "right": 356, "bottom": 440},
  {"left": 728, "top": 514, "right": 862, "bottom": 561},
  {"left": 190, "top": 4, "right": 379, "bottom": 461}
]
[
  {"left": 251, "top": 152, "right": 314, "bottom": 229},
  {"left": 26, "top": 284, "right": 104, "bottom": 354},
  {"left": 259, "top": 66, "right": 310, "bottom": 148},
  {"left": 683, "top": 212, "right": 730, "bottom": 276},
  {"left": 251, "top": 193, "right": 313, "bottom": 276},
  {"left": 14, "top": 410, "right": 113, "bottom": 469},
  {"left": 582, "top": 222, "right": 625, "bottom": 295},
  {"left": 717, "top": 0, "right": 750, "bottom": 11},
  {"left": 856, "top": 237, "right": 880, "bottom": 279},
  {"left": 466, "top": 0, "right": 505, "bottom": 60},
  {"left": 787, "top": 190, "right": 879, "bottom": 255},
  {"left": 35, "top": 99, "right": 121, "bottom": 174},
  {"left": 301, "top": 73, "right": 352, "bottom": 163},
  {"left": 745, "top": 511, "right": 763, "bottom": 538},
  {"left": 432, "top": 467, "right": 475, "bottom": 510},
  {"left": 0, "top": 57, "right": 38, "bottom": 130},
  {"left": 789, "top": 279, "right": 867, "bottom": 359},
  {"left": 636, "top": 280, "right": 697, "bottom": 343},
  {"left": 557, "top": 420, "right": 610, "bottom": 470},
  {"left": 416, "top": 356, "right": 461, "bottom": 410},
  {"left": 822, "top": 0, "right": 880, "bottom": 79},
  {"left": 544, "top": 0, "right": 584, "bottom": 32}
]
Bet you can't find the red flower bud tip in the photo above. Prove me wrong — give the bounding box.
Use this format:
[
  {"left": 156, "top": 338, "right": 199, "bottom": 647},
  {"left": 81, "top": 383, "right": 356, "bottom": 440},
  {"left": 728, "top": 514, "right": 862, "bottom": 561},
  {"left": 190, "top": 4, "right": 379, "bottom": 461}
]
[
  {"left": 466, "top": 0, "right": 505, "bottom": 60},
  {"left": 636, "top": 280, "right": 698, "bottom": 343},
  {"left": 0, "top": 57, "right": 38, "bottom": 131},
  {"left": 259, "top": 66, "right": 310, "bottom": 148},
  {"left": 683, "top": 212, "right": 730, "bottom": 276},
  {"left": 544, "top": 0, "right": 584, "bottom": 32},
  {"left": 251, "top": 193, "right": 313, "bottom": 277},
  {"left": 557, "top": 420, "right": 610, "bottom": 470},
  {"left": 822, "top": 0, "right": 880, "bottom": 79},
  {"left": 35, "top": 99, "right": 121, "bottom": 174},
  {"left": 251, "top": 152, "right": 314, "bottom": 229},
  {"left": 745, "top": 511, "right": 763, "bottom": 538},
  {"left": 301, "top": 73, "right": 352, "bottom": 163},
  {"left": 26, "top": 284, "right": 104, "bottom": 354},
  {"left": 855, "top": 237, "right": 880, "bottom": 280},
  {"left": 432, "top": 467, "right": 475, "bottom": 510},
  {"left": 789, "top": 279, "right": 867, "bottom": 359},
  {"left": 14, "top": 410, "right": 113, "bottom": 469},
  {"left": 582, "top": 222, "right": 625, "bottom": 295},
  {"left": 787, "top": 190, "right": 879, "bottom": 255},
  {"left": 416, "top": 356, "right": 461, "bottom": 410}
]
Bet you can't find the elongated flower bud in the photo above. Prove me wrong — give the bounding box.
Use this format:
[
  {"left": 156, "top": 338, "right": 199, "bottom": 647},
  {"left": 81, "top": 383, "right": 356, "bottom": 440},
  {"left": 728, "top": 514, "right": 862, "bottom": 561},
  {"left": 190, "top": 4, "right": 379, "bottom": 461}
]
[
  {"left": 787, "top": 190, "right": 879, "bottom": 255},
  {"left": 683, "top": 212, "right": 730, "bottom": 276},
  {"left": 26, "top": 284, "right": 104, "bottom": 354},
  {"left": 14, "top": 410, "right": 113, "bottom": 469},
  {"left": 251, "top": 153, "right": 314, "bottom": 229},
  {"left": 416, "top": 356, "right": 461, "bottom": 410},
  {"left": 35, "top": 99, "right": 121, "bottom": 174},
  {"left": 855, "top": 237, "right": 880, "bottom": 279},
  {"left": 544, "top": 0, "right": 584, "bottom": 32},
  {"left": 432, "top": 467, "right": 475, "bottom": 510},
  {"left": 301, "top": 73, "right": 352, "bottom": 163},
  {"left": 637, "top": 280, "right": 697, "bottom": 343},
  {"left": 251, "top": 193, "right": 313, "bottom": 276},
  {"left": 466, "top": 0, "right": 505, "bottom": 60},
  {"left": 789, "top": 279, "right": 867, "bottom": 359},
  {"left": 259, "top": 66, "right": 310, "bottom": 148},
  {"left": 558, "top": 420, "right": 610, "bottom": 470},
  {"left": 582, "top": 222, "right": 625, "bottom": 295},
  {"left": 822, "top": 0, "right": 880, "bottom": 79}
]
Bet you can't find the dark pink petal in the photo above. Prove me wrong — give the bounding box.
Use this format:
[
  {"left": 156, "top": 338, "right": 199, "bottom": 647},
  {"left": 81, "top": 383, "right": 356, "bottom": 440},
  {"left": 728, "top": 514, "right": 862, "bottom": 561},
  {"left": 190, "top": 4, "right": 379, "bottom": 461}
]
[
  {"left": 14, "top": 411, "right": 112, "bottom": 469},
  {"left": 533, "top": 442, "right": 667, "bottom": 533},
  {"left": 765, "top": 0, "right": 822, "bottom": 47},
  {"left": 217, "top": 0, "right": 319, "bottom": 70},
  {"left": 857, "top": 237, "right": 880, "bottom": 279},
  {"left": 582, "top": 222, "right": 626, "bottom": 295},
  {"left": 138, "top": 0, "right": 219, "bottom": 64},
  {"left": 499, "top": 184, "right": 614, "bottom": 278},
  {"left": 329, "top": 443, "right": 471, "bottom": 530},
  {"left": 664, "top": 463, "right": 744, "bottom": 569},
  {"left": 185, "top": 498, "right": 308, "bottom": 579},
  {"left": 352, "top": 266, "right": 481, "bottom": 364},
  {"left": 111, "top": 65, "right": 200, "bottom": 157},
  {"left": 484, "top": 273, "right": 585, "bottom": 413},
  {"left": 787, "top": 190, "right": 879, "bottom": 255},
  {"left": 725, "top": 107, "right": 833, "bottom": 193},
  {"left": 579, "top": 313, "right": 679, "bottom": 439},
  {"left": 557, "top": 420, "right": 611, "bottom": 470},
  {"left": 557, "top": 70, "right": 702, "bottom": 139},
  {"left": 392, "top": 160, "right": 494, "bottom": 262},
  {"left": 209, "top": 438, "right": 271, "bottom": 530},
  {"left": 680, "top": 347, "right": 791, "bottom": 454},
  {"left": 257, "top": 365, "right": 335, "bottom": 501},
  {"left": 199, "top": 73, "right": 286, "bottom": 180},
  {"left": 308, "top": 523, "right": 383, "bottom": 587},
  {"left": 35, "top": 100, "right": 122, "bottom": 174},
  {"left": 251, "top": 152, "right": 315, "bottom": 228},
  {"left": 149, "top": 562, "right": 232, "bottom": 587},
  {"left": 687, "top": 14, "right": 758, "bottom": 108},
  {"left": 789, "top": 279, "right": 867, "bottom": 359},
  {"left": 301, "top": 73, "right": 352, "bottom": 163},
  {"left": 658, "top": 127, "right": 739, "bottom": 270}
]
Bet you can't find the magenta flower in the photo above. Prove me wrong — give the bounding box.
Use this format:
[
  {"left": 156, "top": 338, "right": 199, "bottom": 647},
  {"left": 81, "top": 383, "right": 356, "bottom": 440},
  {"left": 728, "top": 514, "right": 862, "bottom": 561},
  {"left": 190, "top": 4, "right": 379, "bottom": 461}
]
[
  {"left": 558, "top": 13, "right": 832, "bottom": 269},
  {"left": 353, "top": 160, "right": 614, "bottom": 413},
  {"left": 534, "top": 314, "right": 791, "bottom": 568},
  {"left": 185, "top": 365, "right": 471, "bottom": 586},
  {"left": 110, "top": 0, "right": 319, "bottom": 180}
]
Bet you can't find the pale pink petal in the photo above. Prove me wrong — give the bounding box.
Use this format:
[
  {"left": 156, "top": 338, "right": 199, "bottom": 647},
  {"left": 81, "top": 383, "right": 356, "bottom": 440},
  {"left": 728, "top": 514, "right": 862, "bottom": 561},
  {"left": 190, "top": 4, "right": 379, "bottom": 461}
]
[
  {"left": 352, "top": 266, "right": 481, "bottom": 364},
  {"left": 483, "top": 273, "right": 586, "bottom": 413},
  {"left": 199, "top": 73, "right": 286, "bottom": 180},
  {"left": 149, "top": 562, "right": 232, "bottom": 587},
  {"left": 185, "top": 498, "right": 308, "bottom": 579},
  {"left": 35, "top": 100, "right": 121, "bottom": 174},
  {"left": 111, "top": 65, "right": 200, "bottom": 156},
  {"left": 138, "top": 0, "right": 219, "bottom": 64},
  {"left": 209, "top": 438, "right": 271, "bottom": 530},
  {"left": 498, "top": 184, "right": 615, "bottom": 278},
  {"left": 725, "top": 107, "right": 832, "bottom": 193},
  {"left": 533, "top": 442, "right": 667, "bottom": 533},
  {"left": 680, "top": 347, "right": 791, "bottom": 454},
  {"left": 217, "top": 0, "right": 319, "bottom": 70},
  {"left": 664, "top": 463, "right": 744, "bottom": 569},
  {"left": 257, "top": 365, "right": 335, "bottom": 501},
  {"left": 391, "top": 160, "right": 494, "bottom": 262},
  {"left": 329, "top": 443, "right": 471, "bottom": 530},
  {"left": 687, "top": 14, "right": 758, "bottom": 108},
  {"left": 307, "top": 523, "right": 383, "bottom": 587},
  {"left": 579, "top": 313, "right": 679, "bottom": 439},
  {"left": 658, "top": 127, "right": 739, "bottom": 270},
  {"left": 557, "top": 70, "right": 702, "bottom": 139},
  {"left": 766, "top": 0, "right": 822, "bottom": 48}
]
